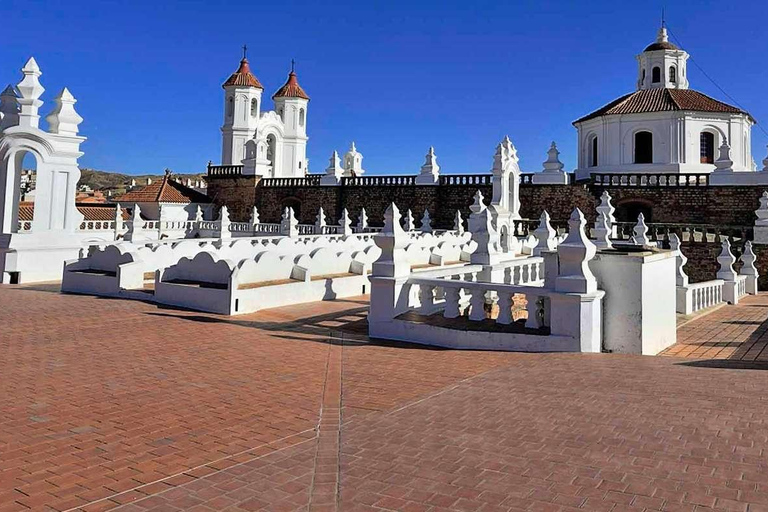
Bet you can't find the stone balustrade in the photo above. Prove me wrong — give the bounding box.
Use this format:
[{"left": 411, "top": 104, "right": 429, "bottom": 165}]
[{"left": 591, "top": 173, "right": 710, "bottom": 187}]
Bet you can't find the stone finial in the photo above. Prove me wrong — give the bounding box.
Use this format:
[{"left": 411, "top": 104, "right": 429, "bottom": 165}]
[
  {"left": 250, "top": 206, "right": 260, "bottom": 225},
  {"left": 668, "top": 233, "right": 689, "bottom": 287},
  {"left": 593, "top": 212, "right": 613, "bottom": 250},
  {"left": 415, "top": 146, "right": 440, "bottom": 185},
  {"left": 404, "top": 209, "right": 415, "bottom": 231},
  {"left": 16, "top": 58, "right": 45, "bottom": 129},
  {"left": 502, "top": 135, "right": 518, "bottom": 162},
  {"left": 357, "top": 208, "right": 369, "bottom": 231},
  {"left": 420, "top": 209, "right": 433, "bottom": 233},
  {"left": 716, "top": 238, "right": 737, "bottom": 281},
  {"left": 195, "top": 205, "right": 204, "bottom": 223},
  {"left": 0, "top": 84, "right": 20, "bottom": 131},
  {"left": 124, "top": 204, "right": 143, "bottom": 241},
  {"left": 372, "top": 203, "right": 410, "bottom": 278},
  {"left": 280, "top": 206, "right": 299, "bottom": 238},
  {"left": 740, "top": 240, "right": 759, "bottom": 294},
  {"left": 468, "top": 190, "right": 501, "bottom": 265},
  {"left": 762, "top": 145, "right": 768, "bottom": 172},
  {"left": 315, "top": 207, "right": 327, "bottom": 233},
  {"left": 113, "top": 203, "right": 123, "bottom": 234},
  {"left": 45, "top": 88, "right": 83, "bottom": 136},
  {"left": 491, "top": 142, "right": 505, "bottom": 176},
  {"left": 596, "top": 191, "right": 616, "bottom": 225},
  {"left": 714, "top": 139, "right": 734, "bottom": 172},
  {"left": 147, "top": 178, "right": 153, "bottom": 185},
  {"left": 532, "top": 210, "right": 557, "bottom": 256},
  {"left": 555, "top": 208, "right": 598, "bottom": 294},
  {"left": 454, "top": 210, "right": 465, "bottom": 234},
  {"left": 469, "top": 190, "right": 485, "bottom": 214},
  {"left": 321, "top": 150, "right": 344, "bottom": 185},
  {"left": 756, "top": 191, "right": 768, "bottom": 226},
  {"left": 343, "top": 142, "right": 365, "bottom": 176},
  {"left": 340, "top": 208, "right": 352, "bottom": 236},
  {"left": 740, "top": 241, "right": 758, "bottom": 276},
  {"left": 632, "top": 213, "right": 650, "bottom": 246},
  {"left": 542, "top": 141, "right": 564, "bottom": 174}
]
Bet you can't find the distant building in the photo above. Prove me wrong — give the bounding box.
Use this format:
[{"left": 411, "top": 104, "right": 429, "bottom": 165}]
[
  {"left": 115, "top": 169, "right": 213, "bottom": 221},
  {"left": 573, "top": 24, "right": 754, "bottom": 179},
  {"left": 220, "top": 51, "right": 310, "bottom": 178}
]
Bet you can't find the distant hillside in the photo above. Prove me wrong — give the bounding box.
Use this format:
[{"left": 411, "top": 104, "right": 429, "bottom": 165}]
[{"left": 78, "top": 168, "right": 205, "bottom": 191}]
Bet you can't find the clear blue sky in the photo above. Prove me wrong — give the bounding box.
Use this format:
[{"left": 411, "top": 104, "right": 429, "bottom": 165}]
[{"left": 3, "top": 0, "right": 767, "bottom": 175}]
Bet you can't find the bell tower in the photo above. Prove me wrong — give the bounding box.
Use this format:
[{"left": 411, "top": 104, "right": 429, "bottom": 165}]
[
  {"left": 272, "top": 61, "right": 309, "bottom": 177},
  {"left": 221, "top": 46, "right": 263, "bottom": 165}
]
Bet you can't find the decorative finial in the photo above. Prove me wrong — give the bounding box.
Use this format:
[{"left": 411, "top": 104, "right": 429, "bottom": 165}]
[
  {"left": 661, "top": 7, "right": 666, "bottom": 28},
  {"left": 291, "top": 58, "right": 295, "bottom": 73},
  {"left": 242, "top": 44, "right": 248, "bottom": 60}
]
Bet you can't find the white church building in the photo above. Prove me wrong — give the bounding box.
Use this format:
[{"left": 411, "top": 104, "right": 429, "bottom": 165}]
[
  {"left": 573, "top": 24, "right": 755, "bottom": 181},
  {"left": 220, "top": 52, "right": 310, "bottom": 177}
]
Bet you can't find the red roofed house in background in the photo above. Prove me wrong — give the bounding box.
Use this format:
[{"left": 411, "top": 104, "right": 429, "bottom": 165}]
[{"left": 116, "top": 169, "right": 213, "bottom": 222}]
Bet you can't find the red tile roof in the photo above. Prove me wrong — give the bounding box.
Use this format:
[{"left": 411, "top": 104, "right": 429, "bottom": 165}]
[
  {"left": 116, "top": 173, "right": 211, "bottom": 204},
  {"left": 574, "top": 88, "right": 752, "bottom": 124},
  {"left": 222, "top": 58, "right": 263, "bottom": 89},
  {"left": 272, "top": 71, "right": 309, "bottom": 100},
  {"left": 17, "top": 203, "right": 130, "bottom": 222}
]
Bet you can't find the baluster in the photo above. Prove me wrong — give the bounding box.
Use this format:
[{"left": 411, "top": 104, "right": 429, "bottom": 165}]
[
  {"left": 419, "top": 284, "right": 435, "bottom": 313},
  {"left": 468, "top": 287, "right": 487, "bottom": 321},
  {"left": 525, "top": 295, "right": 543, "bottom": 329},
  {"left": 513, "top": 266, "right": 521, "bottom": 285},
  {"left": 496, "top": 293, "right": 513, "bottom": 325}
]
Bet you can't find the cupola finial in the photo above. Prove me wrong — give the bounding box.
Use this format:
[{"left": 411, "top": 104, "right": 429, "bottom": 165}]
[{"left": 242, "top": 44, "right": 247, "bottom": 60}]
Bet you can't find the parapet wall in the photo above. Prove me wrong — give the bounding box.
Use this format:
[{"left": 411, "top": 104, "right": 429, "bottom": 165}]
[{"left": 208, "top": 172, "right": 768, "bottom": 229}]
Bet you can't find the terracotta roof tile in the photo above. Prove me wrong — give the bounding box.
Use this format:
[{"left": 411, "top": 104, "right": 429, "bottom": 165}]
[
  {"left": 17, "top": 203, "right": 130, "bottom": 222},
  {"left": 116, "top": 173, "right": 211, "bottom": 204},
  {"left": 574, "top": 88, "right": 751, "bottom": 124},
  {"left": 222, "top": 58, "right": 263, "bottom": 89},
  {"left": 272, "top": 71, "right": 309, "bottom": 100}
]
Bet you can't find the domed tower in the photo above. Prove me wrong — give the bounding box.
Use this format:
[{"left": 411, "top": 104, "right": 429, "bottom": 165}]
[
  {"left": 272, "top": 62, "right": 309, "bottom": 177},
  {"left": 573, "top": 22, "right": 754, "bottom": 180},
  {"left": 636, "top": 23, "right": 689, "bottom": 90},
  {"left": 221, "top": 47, "right": 263, "bottom": 165}
]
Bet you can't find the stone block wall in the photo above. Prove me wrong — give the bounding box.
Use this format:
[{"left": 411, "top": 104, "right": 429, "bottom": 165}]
[{"left": 206, "top": 176, "right": 259, "bottom": 222}]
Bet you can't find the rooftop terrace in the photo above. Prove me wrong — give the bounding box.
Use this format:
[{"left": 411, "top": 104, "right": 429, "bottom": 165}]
[{"left": 1, "top": 285, "right": 768, "bottom": 512}]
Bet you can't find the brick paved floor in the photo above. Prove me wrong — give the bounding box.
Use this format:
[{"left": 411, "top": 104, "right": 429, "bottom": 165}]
[
  {"left": 663, "top": 293, "right": 768, "bottom": 362},
  {"left": 2, "top": 285, "right": 768, "bottom": 511}
]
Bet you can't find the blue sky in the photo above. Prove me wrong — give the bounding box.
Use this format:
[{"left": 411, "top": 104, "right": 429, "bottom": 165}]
[{"left": 2, "top": 0, "right": 767, "bottom": 175}]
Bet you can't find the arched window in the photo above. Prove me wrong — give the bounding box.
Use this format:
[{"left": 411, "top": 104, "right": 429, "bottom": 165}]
[
  {"left": 652, "top": 67, "right": 661, "bottom": 83},
  {"left": 634, "top": 131, "right": 653, "bottom": 164},
  {"left": 669, "top": 66, "right": 677, "bottom": 84},
  {"left": 278, "top": 108, "right": 284, "bottom": 121},
  {"left": 641, "top": 69, "right": 646, "bottom": 85},
  {"left": 700, "top": 132, "right": 715, "bottom": 164},
  {"left": 299, "top": 108, "right": 305, "bottom": 128},
  {"left": 227, "top": 97, "right": 234, "bottom": 118},
  {"left": 589, "top": 135, "right": 598, "bottom": 167},
  {"left": 250, "top": 98, "right": 258, "bottom": 117}
]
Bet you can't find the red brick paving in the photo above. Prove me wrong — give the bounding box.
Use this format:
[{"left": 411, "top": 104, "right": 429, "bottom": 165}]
[
  {"left": 664, "top": 294, "right": 768, "bottom": 361},
  {"left": 2, "top": 284, "right": 768, "bottom": 511}
]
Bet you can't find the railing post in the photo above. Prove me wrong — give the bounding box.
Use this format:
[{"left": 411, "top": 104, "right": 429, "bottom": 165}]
[
  {"left": 369, "top": 203, "right": 412, "bottom": 331},
  {"left": 739, "top": 240, "right": 759, "bottom": 295},
  {"left": 717, "top": 238, "right": 738, "bottom": 304}
]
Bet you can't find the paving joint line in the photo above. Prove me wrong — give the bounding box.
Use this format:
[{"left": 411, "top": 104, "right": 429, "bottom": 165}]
[{"left": 63, "top": 427, "right": 318, "bottom": 512}]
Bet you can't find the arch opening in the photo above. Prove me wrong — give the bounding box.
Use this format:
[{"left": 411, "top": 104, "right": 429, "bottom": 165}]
[
  {"left": 652, "top": 67, "right": 661, "bottom": 83},
  {"left": 700, "top": 131, "right": 715, "bottom": 164},
  {"left": 634, "top": 131, "right": 653, "bottom": 164}
]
